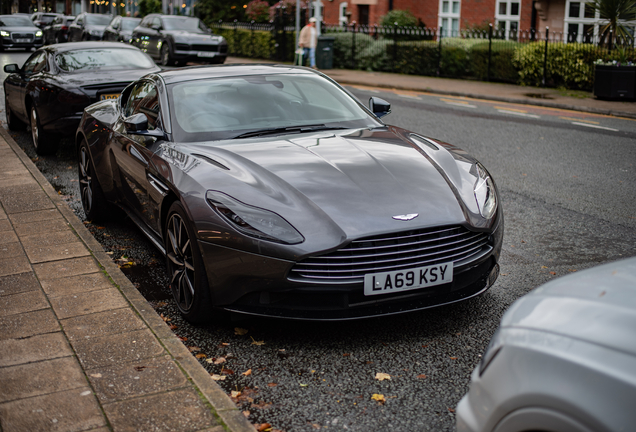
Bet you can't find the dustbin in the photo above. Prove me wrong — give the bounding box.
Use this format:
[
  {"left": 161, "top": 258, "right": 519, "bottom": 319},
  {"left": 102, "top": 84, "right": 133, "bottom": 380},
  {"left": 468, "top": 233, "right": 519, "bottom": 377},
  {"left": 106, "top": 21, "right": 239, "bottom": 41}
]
[{"left": 316, "top": 35, "right": 335, "bottom": 69}]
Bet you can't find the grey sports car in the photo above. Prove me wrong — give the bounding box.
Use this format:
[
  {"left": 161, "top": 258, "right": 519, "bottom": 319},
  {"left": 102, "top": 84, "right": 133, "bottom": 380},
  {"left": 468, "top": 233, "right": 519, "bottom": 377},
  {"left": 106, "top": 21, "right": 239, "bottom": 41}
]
[{"left": 76, "top": 65, "right": 503, "bottom": 323}]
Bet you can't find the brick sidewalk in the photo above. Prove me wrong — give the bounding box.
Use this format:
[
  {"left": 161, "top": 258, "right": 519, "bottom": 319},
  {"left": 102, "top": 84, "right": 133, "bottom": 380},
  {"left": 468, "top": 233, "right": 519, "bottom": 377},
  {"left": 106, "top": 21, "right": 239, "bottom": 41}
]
[{"left": 0, "top": 128, "right": 253, "bottom": 432}]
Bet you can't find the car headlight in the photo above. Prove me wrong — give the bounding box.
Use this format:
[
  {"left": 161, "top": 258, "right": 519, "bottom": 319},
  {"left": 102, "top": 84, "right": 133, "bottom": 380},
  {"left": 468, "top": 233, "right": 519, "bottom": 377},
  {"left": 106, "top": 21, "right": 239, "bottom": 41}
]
[
  {"left": 1, "top": 31, "right": 10, "bottom": 37},
  {"left": 473, "top": 163, "right": 497, "bottom": 219},
  {"left": 206, "top": 191, "right": 304, "bottom": 244},
  {"left": 478, "top": 328, "right": 504, "bottom": 376},
  {"left": 36, "top": 30, "right": 43, "bottom": 37}
]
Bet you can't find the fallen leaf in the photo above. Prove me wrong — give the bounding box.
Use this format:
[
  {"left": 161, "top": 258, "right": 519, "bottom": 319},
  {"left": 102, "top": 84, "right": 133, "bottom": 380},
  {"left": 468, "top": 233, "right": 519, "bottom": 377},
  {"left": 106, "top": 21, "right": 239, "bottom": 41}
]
[
  {"left": 300, "top": 383, "right": 308, "bottom": 387},
  {"left": 251, "top": 337, "right": 265, "bottom": 346},
  {"left": 342, "top": 353, "right": 350, "bottom": 356},
  {"left": 450, "top": 357, "right": 458, "bottom": 360},
  {"left": 235, "top": 327, "right": 249, "bottom": 336},
  {"left": 195, "top": 353, "right": 207, "bottom": 359},
  {"left": 255, "top": 424, "right": 272, "bottom": 432},
  {"left": 242, "top": 410, "right": 250, "bottom": 418},
  {"left": 448, "top": 407, "right": 456, "bottom": 413},
  {"left": 221, "top": 368, "right": 235, "bottom": 375},
  {"left": 371, "top": 394, "right": 386, "bottom": 404},
  {"left": 242, "top": 369, "right": 252, "bottom": 376},
  {"left": 134, "top": 366, "right": 146, "bottom": 371},
  {"left": 178, "top": 336, "right": 188, "bottom": 342},
  {"left": 214, "top": 357, "right": 226, "bottom": 365},
  {"left": 206, "top": 358, "right": 215, "bottom": 364},
  {"left": 549, "top": 271, "right": 556, "bottom": 275},
  {"left": 210, "top": 374, "right": 226, "bottom": 381},
  {"left": 267, "top": 382, "right": 277, "bottom": 387},
  {"left": 168, "top": 324, "right": 178, "bottom": 330},
  {"left": 375, "top": 372, "right": 391, "bottom": 381},
  {"left": 541, "top": 265, "right": 548, "bottom": 269},
  {"left": 220, "top": 342, "right": 230, "bottom": 346},
  {"left": 188, "top": 346, "right": 201, "bottom": 352},
  {"left": 231, "top": 390, "right": 241, "bottom": 398},
  {"left": 89, "top": 373, "right": 102, "bottom": 378},
  {"left": 416, "top": 374, "right": 427, "bottom": 379}
]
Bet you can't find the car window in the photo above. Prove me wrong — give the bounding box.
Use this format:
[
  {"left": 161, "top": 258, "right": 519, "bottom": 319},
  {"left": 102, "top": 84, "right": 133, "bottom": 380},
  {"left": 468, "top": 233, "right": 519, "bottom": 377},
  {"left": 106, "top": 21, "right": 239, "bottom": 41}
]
[
  {"left": 23, "top": 52, "right": 47, "bottom": 75},
  {"left": 125, "top": 81, "right": 160, "bottom": 130},
  {"left": 55, "top": 48, "right": 155, "bottom": 72},
  {"left": 121, "top": 18, "right": 140, "bottom": 31},
  {"left": 111, "top": 17, "right": 120, "bottom": 29},
  {"left": 151, "top": 17, "right": 161, "bottom": 28},
  {"left": 86, "top": 14, "right": 111, "bottom": 26},
  {"left": 162, "top": 17, "right": 206, "bottom": 33}
]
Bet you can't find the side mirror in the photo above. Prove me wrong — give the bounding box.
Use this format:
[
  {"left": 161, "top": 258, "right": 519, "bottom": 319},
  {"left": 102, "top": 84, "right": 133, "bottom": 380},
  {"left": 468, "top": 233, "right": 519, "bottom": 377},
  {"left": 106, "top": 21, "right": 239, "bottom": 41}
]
[
  {"left": 151, "top": 24, "right": 161, "bottom": 31},
  {"left": 124, "top": 113, "right": 166, "bottom": 139},
  {"left": 369, "top": 97, "right": 391, "bottom": 118},
  {"left": 4, "top": 64, "right": 19, "bottom": 73}
]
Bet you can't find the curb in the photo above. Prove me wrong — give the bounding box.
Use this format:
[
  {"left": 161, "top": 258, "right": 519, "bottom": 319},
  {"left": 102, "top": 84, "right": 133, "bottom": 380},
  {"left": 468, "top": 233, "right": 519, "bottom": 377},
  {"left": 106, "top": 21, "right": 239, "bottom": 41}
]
[{"left": 0, "top": 126, "right": 255, "bottom": 432}]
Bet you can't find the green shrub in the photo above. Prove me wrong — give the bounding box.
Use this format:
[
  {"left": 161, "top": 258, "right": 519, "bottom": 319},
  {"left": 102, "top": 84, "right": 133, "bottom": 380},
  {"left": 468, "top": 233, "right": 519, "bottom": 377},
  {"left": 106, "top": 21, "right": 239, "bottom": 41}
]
[
  {"left": 380, "top": 10, "right": 419, "bottom": 27},
  {"left": 214, "top": 27, "right": 277, "bottom": 60},
  {"left": 393, "top": 41, "right": 439, "bottom": 76},
  {"left": 469, "top": 40, "right": 519, "bottom": 82}
]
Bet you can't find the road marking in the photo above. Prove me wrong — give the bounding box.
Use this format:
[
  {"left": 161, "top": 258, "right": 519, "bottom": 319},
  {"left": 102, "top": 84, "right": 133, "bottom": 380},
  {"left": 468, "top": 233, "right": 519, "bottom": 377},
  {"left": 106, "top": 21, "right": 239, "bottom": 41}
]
[
  {"left": 441, "top": 98, "right": 477, "bottom": 108},
  {"left": 571, "top": 122, "right": 619, "bottom": 131},
  {"left": 494, "top": 106, "right": 527, "bottom": 113},
  {"left": 397, "top": 93, "right": 421, "bottom": 99},
  {"left": 560, "top": 116, "right": 600, "bottom": 124},
  {"left": 497, "top": 109, "right": 540, "bottom": 119}
]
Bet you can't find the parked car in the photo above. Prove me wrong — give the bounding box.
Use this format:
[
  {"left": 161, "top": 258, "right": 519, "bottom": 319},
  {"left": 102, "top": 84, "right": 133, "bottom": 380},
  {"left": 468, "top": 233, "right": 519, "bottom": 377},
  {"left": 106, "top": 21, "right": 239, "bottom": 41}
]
[
  {"left": 102, "top": 16, "right": 140, "bottom": 43},
  {"left": 30, "top": 12, "right": 62, "bottom": 29},
  {"left": 75, "top": 65, "right": 503, "bottom": 323},
  {"left": 456, "top": 256, "right": 636, "bottom": 432},
  {"left": 132, "top": 14, "right": 227, "bottom": 66},
  {"left": 43, "top": 15, "right": 75, "bottom": 44},
  {"left": 68, "top": 13, "right": 112, "bottom": 41},
  {"left": 3, "top": 41, "right": 160, "bottom": 155},
  {"left": 0, "top": 14, "right": 44, "bottom": 51}
]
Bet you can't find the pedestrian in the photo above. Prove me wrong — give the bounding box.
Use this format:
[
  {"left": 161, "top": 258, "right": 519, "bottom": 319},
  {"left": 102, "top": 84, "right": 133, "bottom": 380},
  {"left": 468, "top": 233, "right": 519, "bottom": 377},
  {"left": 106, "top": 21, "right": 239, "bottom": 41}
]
[{"left": 298, "top": 17, "right": 318, "bottom": 69}]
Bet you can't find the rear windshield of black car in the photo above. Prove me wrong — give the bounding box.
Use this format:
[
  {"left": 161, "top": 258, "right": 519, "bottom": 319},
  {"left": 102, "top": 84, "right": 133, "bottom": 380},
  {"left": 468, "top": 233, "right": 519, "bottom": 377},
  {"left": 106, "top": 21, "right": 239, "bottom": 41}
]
[
  {"left": 162, "top": 17, "right": 208, "bottom": 33},
  {"left": 121, "top": 18, "right": 141, "bottom": 31},
  {"left": 85, "top": 14, "right": 112, "bottom": 26},
  {"left": 39, "top": 15, "right": 58, "bottom": 23},
  {"left": 0, "top": 16, "right": 34, "bottom": 27},
  {"left": 55, "top": 48, "right": 155, "bottom": 72}
]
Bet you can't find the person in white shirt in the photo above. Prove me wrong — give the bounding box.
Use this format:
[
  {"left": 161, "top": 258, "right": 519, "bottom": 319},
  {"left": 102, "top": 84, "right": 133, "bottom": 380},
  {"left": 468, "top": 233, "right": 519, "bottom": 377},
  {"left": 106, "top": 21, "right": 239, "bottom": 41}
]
[{"left": 298, "top": 17, "right": 318, "bottom": 69}]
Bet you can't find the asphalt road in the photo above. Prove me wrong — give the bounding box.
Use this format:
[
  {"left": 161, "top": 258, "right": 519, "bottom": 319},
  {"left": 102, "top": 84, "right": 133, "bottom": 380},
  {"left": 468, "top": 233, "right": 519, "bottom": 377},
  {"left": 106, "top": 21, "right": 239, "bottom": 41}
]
[{"left": 2, "top": 50, "right": 635, "bottom": 432}]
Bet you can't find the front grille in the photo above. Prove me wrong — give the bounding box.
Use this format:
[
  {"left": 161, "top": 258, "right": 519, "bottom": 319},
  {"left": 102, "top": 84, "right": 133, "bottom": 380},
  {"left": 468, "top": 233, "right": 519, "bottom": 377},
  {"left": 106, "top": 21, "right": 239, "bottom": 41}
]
[
  {"left": 289, "top": 226, "right": 490, "bottom": 285},
  {"left": 11, "top": 33, "right": 34, "bottom": 41},
  {"left": 191, "top": 44, "right": 219, "bottom": 52},
  {"left": 175, "top": 43, "right": 189, "bottom": 51}
]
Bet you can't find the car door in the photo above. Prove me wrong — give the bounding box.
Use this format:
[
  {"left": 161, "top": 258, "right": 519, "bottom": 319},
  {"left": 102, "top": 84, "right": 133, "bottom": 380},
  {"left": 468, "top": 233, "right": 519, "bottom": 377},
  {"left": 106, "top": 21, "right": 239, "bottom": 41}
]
[
  {"left": 4, "top": 51, "right": 47, "bottom": 122},
  {"left": 112, "top": 80, "right": 166, "bottom": 234}
]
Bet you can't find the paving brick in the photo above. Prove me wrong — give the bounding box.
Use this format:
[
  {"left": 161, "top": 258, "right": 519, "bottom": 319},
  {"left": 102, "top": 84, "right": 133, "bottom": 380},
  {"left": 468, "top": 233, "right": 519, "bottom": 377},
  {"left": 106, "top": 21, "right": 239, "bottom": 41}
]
[
  {"left": 8, "top": 208, "right": 62, "bottom": 225},
  {"left": 0, "top": 387, "right": 106, "bottom": 432},
  {"left": 0, "top": 357, "right": 86, "bottom": 403},
  {"left": 0, "top": 242, "right": 24, "bottom": 260},
  {"left": 0, "top": 174, "right": 37, "bottom": 189},
  {"left": 0, "top": 219, "right": 11, "bottom": 232},
  {"left": 12, "top": 218, "right": 71, "bottom": 237},
  {"left": 19, "top": 230, "right": 79, "bottom": 247},
  {"left": 33, "top": 256, "right": 101, "bottom": 280},
  {"left": 23, "top": 241, "right": 91, "bottom": 264},
  {"left": 103, "top": 388, "right": 218, "bottom": 432},
  {"left": 72, "top": 328, "right": 165, "bottom": 369},
  {"left": 0, "top": 230, "right": 18, "bottom": 245},
  {"left": 50, "top": 288, "right": 129, "bottom": 319},
  {"left": 87, "top": 355, "right": 188, "bottom": 404},
  {"left": 0, "top": 272, "right": 40, "bottom": 297},
  {"left": 0, "top": 331, "right": 72, "bottom": 367},
  {"left": 61, "top": 308, "right": 146, "bottom": 342},
  {"left": 42, "top": 271, "right": 114, "bottom": 297},
  {"left": 1, "top": 191, "right": 55, "bottom": 214},
  {"left": 0, "top": 182, "right": 42, "bottom": 199},
  {"left": 0, "top": 308, "right": 59, "bottom": 340},
  {"left": 0, "top": 289, "right": 48, "bottom": 317}
]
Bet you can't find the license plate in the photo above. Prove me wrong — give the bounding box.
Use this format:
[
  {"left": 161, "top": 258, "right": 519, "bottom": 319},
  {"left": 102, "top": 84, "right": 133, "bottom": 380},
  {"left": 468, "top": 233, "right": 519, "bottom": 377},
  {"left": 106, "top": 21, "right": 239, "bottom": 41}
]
[
  {"left": 197, "top": 52, "right": 216, "bottom": 58},
  {"left": 363, "top": 262, "right": 453, "bottom": 296},
  {"left": 16, "top": 39, "right": 30, "bottom": 43},
  {"left": 100, "top": 93, "right": 119, "bottom": 100}
]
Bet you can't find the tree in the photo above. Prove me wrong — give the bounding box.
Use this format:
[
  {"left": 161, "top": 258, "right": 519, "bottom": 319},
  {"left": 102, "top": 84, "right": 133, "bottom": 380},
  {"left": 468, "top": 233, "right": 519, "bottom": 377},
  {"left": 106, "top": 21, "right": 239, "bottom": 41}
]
[
  {"left": 196, "top": 0, "right": 247, "bottom": 24},
  {"left": 138, "top": 0, "right": 162, "bottom": 16},
  {"left": 380, "top": 10, "right": 419, "bottom": 27},
  {"left": 246, "top": 0, "right": 270, "bottom": 23},
  {"left": 587, "top": 0, "right": 636, "bottom": 46}
]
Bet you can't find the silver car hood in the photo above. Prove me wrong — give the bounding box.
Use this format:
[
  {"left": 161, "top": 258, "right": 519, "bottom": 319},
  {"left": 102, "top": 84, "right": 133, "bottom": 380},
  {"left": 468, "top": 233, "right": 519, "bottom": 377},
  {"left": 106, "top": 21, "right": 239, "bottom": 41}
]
[{"left": 501, "top": 256, "right": 636, "bottom": 357}]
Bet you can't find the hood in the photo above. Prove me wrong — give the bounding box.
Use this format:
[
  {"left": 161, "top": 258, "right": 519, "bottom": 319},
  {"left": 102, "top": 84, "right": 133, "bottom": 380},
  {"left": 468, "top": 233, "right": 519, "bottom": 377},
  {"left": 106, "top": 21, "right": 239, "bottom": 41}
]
[
  {"left": 166, "top": 30, "right": 223, "bottom": 44},
  {"left": 1, "top": 25, "right": 40, "bottom": 32},
  {"left": 180, "top": 127, "right": 476, "bottom": 240},
  {"left": 501, "top": 256, "right": 636, "bottom": 357}
]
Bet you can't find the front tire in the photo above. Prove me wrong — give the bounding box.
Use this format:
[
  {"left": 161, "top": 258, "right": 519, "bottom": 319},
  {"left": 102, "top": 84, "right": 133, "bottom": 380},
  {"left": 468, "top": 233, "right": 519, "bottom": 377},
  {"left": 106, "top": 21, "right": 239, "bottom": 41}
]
[
  {"left": 30, "top": 105, "right": 58, "bottom": 155},
  {"left": 78, "top": 140, "right": 113, "bottom": 222},
  {"left": 160, "top": 43, "right": 176, "bottom": 66},
  {"left": 165, "top": 201, "right": 212, "bottom": 323}
]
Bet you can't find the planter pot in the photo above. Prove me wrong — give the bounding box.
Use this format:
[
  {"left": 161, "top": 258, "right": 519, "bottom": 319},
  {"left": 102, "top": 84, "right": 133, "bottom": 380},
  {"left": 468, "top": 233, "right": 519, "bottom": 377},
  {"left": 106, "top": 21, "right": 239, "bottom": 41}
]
[{"left": 593, "top": 65, "right": 636, "bottom": 100}]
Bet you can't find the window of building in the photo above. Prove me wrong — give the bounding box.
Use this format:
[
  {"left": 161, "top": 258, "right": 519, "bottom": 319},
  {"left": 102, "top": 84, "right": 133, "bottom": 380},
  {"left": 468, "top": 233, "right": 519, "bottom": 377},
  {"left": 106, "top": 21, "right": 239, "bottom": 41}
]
[
  {"left": 438, "top": 0, "right": 460, "bottom": 37},
  {"left": 495, "top": 0, "right": 520, "bottom": 40},
  {"left": 564, "top": 0, "right": 603, "bottom": 43},
  {"left": 339, "top": 2, "right": 348, "bottom": 26}
]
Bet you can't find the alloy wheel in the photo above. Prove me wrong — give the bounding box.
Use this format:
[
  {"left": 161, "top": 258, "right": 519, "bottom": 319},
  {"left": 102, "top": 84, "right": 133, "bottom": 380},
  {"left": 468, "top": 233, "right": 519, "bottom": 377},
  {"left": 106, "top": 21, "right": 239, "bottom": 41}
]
[
  {"left": 30, "top": 106, "right": 39, "bottom": 149},
  {"left": 78, "top": 146, "right": 93, "bottom": 215},
  {"left": 167, "top": 212, "right": 196, "bottom": 311}
]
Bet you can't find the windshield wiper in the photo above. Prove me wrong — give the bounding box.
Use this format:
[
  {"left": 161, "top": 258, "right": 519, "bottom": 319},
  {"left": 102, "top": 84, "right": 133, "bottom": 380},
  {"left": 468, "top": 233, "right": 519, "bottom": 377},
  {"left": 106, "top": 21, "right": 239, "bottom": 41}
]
[{"left": 232, "top": 124, "right": 348, "bottom": 139}]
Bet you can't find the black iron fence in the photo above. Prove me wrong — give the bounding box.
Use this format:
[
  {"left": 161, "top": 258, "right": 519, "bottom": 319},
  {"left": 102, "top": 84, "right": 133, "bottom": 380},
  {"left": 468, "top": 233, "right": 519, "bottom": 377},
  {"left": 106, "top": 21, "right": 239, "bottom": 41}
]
[{"left": 212, "top": 20, "right": 636, "bottom": 91}]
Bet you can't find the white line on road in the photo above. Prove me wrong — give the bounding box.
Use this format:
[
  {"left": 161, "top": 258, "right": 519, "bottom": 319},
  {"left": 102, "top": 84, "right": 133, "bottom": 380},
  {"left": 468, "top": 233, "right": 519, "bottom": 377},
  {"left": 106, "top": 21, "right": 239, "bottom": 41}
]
[
  {"left": 497, "top": 109, "right": 540, "bottom": 119},
  {"left": 571, "top": 122, "right": 619, "bottom": 131},
  {"left": 444, "top": 101, "right": 477, "bottom": 108},
  {"left": 397, "top": 94, "right": 421, "bottom": 99}
]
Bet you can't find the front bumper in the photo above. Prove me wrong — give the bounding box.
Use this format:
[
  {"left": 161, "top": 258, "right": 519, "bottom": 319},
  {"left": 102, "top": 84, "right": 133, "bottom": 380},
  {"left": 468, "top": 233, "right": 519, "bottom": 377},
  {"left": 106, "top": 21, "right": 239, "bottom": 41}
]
[
  {"left": 173, "top": 43, "right": 228, "bottom": 63},
  {"left": 1, "top": 37, "right": 44, "bottom": 49}
]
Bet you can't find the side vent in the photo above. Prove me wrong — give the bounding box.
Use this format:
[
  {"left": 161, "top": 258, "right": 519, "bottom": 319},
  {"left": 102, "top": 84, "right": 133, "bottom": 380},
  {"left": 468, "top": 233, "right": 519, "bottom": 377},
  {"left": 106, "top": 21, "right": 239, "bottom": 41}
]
[{"left": 193, "top": 154, "right": 230, "bottom": 171}]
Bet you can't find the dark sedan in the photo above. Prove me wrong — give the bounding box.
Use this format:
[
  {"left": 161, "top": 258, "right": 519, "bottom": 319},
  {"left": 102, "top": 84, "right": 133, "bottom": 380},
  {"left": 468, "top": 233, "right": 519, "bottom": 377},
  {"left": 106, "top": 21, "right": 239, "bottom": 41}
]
[
  {"left": 0, "top": 14, "right": 44, "bottom": 51},
  {"left": 76, "top": 65, "right": 503, "bottom": 323},
  {"left": 102, "top": 16, "right": 141, "bottom": 43},
  {"left": 4, "top": 41, "right": 160, "bottom": 155},
  {"left": 31, "top": 12, "right": 62, "bottom": 30},
  {"left": 69, "top": 13, "right": 112, "bottom": 41},
  {"left": 132, "top": 14, "right": 227, "bottom": 66},
  {"left": 43, "top": 15, "right": 75, "bottom": 44}
]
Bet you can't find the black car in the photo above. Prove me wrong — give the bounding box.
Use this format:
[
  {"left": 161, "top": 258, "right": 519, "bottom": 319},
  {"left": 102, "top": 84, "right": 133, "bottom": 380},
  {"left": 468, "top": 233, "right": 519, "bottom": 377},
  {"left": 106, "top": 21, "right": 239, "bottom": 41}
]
[
  {"left": 132, "top": 14, "right": 227, "bottom": 66},
  {"left": 3, "top": 41, "right": 160, "bottom": 155},
  {"left": 69, "top": 13, "right": 112, "bottom": 41},
  {"left": 102, "top": 16, "right": 141, "bottom": 43},
  {"left": 75, "top": 65, "right": 503, "bottom": 323},
  {"left": 0, "top": 14, "right": 44, "bottom": 51},
  {"left": 43, "top": 15, "right": 75, "bottom": 44},
  {"left": 31, "top": 12, "right": 62, "bottom": 29}
]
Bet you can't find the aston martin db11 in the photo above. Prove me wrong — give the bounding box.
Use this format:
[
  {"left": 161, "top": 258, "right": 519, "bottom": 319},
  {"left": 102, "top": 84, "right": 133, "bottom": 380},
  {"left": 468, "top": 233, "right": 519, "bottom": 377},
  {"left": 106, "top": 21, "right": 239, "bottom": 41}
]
[{"left": 76, "top": 65, "right": 503, "bottom": 323}]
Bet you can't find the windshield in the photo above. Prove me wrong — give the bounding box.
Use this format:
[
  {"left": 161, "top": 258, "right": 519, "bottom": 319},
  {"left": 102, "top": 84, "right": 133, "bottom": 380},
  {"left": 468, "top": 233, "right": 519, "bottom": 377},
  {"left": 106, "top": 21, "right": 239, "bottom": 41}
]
[
  {"left": 121, "top": 18, "right": 140, "bottom": 31},
  {"left": 0, "top": 16, "right": 34, "bottom": 27},
  {"left": 85, "top": 14, "right": 112, "bottom": 26},
  {"left": 55, "top": 48, "right": 155, "bottom": 72},
  {"left": 38, "top": 15, "right": 58, "bottom": 23},
  {"left": 167, "top": 73, "right": 381, "bottom": 142},
  {"left": 162, "top": 17, "right": 207, "bottom": 33}
]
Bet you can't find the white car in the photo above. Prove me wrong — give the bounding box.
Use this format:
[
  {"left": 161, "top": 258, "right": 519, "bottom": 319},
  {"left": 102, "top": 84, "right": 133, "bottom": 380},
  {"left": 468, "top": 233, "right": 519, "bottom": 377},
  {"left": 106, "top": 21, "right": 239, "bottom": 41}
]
[{"left": 457, "top": 256, "right": 636, "bottom": 432}]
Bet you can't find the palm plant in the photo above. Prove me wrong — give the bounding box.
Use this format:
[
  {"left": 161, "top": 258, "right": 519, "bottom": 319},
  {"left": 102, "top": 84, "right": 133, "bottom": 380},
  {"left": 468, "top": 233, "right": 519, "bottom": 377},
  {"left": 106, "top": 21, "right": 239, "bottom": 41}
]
[{"left": 587, "top": 0, "right": 636, "bottom": 47}]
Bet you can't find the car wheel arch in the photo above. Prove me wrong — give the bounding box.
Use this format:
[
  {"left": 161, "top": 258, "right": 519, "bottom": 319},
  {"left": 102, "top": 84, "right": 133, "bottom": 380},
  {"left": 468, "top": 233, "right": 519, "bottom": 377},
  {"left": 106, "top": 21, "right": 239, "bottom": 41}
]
[{"left": 491, "top": 407, "right": 599, "bottom": 432}]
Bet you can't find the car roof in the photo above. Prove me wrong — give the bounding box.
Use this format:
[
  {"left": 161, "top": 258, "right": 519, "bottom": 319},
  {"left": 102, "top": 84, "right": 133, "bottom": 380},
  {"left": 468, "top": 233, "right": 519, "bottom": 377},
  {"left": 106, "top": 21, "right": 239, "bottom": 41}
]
[
  {"left": 156, "top": 64, "right": 319, "bottom": 85},
  {"left": 42, "top": 41, "right": 144, "bottom": 54},
  {"left": 501, "top": 256, "right": 636, "bottom": 356}
]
